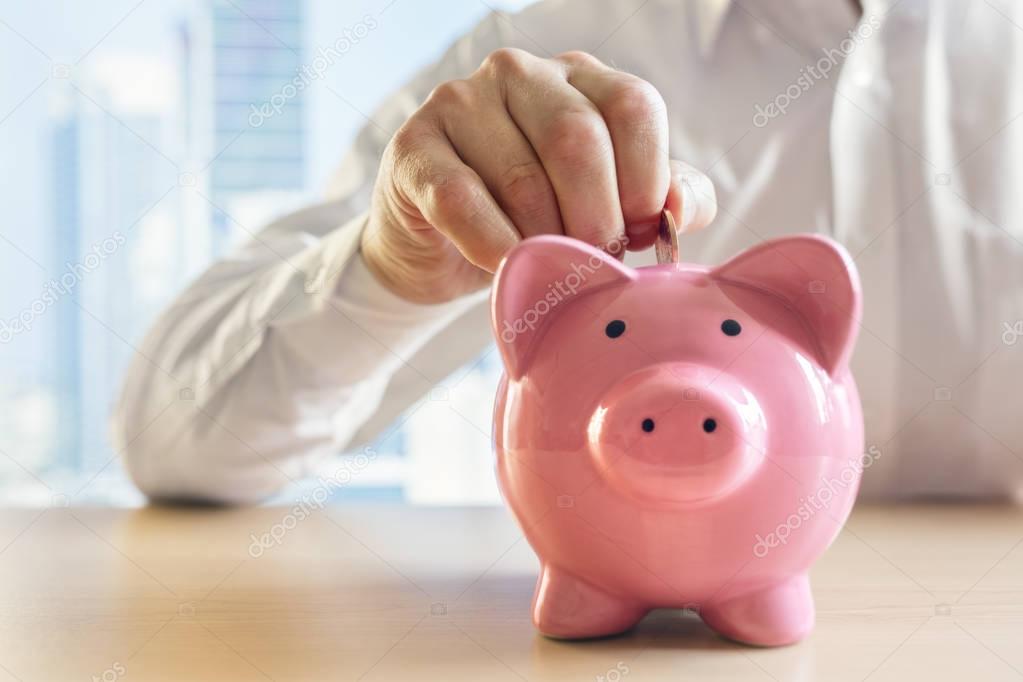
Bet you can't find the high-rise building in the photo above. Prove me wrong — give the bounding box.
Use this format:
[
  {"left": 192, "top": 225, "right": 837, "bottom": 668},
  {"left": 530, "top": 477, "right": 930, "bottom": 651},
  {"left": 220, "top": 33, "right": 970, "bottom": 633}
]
[
  {"left": 47, "top": 60, "right": 179, "bottom": 474},
  {"left": 49, "top": 95, "right": 83, "bottom": 471},
  {"left": 184, "top": 0, "right": 307, "bottom": 253}
]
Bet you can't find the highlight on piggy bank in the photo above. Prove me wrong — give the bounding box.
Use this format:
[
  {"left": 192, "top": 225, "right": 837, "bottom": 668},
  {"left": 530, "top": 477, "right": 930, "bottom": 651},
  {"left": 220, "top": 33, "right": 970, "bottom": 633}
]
[{"left": 489, "top": 233, "right": 864, "bottom": 646}]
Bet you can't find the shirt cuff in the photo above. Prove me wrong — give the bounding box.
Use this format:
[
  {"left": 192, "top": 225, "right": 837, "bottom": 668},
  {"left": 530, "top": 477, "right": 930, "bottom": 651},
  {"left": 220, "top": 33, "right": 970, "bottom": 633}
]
[{"left": 321, "top": 214, "right": 490, "bottom": 373}]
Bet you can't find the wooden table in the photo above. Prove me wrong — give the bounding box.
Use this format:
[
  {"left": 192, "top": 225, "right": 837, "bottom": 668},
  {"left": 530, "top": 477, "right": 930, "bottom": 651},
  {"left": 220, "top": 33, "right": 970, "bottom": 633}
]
[{"left": 0, "top": 504, "right": 1021, "bottom": 681}]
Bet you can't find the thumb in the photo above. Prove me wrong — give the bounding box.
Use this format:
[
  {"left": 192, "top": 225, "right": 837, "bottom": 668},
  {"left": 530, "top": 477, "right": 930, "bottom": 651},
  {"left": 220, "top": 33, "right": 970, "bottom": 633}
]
[{"left": 666, "top": 160, "right": 717, "bottom": 234}]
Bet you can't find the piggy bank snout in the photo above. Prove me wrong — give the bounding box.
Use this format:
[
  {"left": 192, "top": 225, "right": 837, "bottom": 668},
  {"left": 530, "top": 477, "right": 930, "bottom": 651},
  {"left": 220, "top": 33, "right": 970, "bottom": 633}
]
[{"left": 588, "top": 364, "right": 766, "bottom": 504}]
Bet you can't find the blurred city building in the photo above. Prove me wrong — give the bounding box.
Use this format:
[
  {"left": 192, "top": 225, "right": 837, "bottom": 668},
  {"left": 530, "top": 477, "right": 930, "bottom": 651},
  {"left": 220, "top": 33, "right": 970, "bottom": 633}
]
[
  {"left": 184, "top": 0, "right": 308, "bottom": 253},
  {"left": 0, "top": 0, "right": 531, "bottom": 504}
]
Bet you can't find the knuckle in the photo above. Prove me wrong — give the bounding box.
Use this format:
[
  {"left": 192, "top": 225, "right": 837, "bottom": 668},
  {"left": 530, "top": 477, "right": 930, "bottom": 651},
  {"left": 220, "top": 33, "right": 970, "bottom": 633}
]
[
  {"left": 481, "top": 47, "right": 531, "bottom": 78},
  {"left": 603, "top": 78, "right": 667, "bottom": 132},
  {"left": 499, "top": 161, "right": 547, "bottom": 201},
  {"left": 387, "top": 122, "right": 429, "bottom": 174},
  {"left": 499, "top": 162, "right": 555, "bottom": 221},
  {"left": 556, "top": 50, "right": 603, "bottom": 68},
  {"left": 425, "top": 171, "right": 484, "bottom": 221},
  {"left": 386, "top": 125, "right": 423, "bottom": 173},
  {"left": 542, "top": 110, "right": 612, "bottom": 170},
  {"left": 389, "top": 122, "right": 419, "bottom": 155},
  {"left": 425, "top": 79, "right": 476, "bottom": 110}
]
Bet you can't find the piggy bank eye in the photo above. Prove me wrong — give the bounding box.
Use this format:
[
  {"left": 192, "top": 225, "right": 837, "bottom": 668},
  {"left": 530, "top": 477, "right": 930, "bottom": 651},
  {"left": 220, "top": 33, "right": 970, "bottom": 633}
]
[
  {"left": 721, "top": 319, "right": 742, "bottom": 336},
  {"left": 605, "top": 320, "right": 626, "bottom": 338}
]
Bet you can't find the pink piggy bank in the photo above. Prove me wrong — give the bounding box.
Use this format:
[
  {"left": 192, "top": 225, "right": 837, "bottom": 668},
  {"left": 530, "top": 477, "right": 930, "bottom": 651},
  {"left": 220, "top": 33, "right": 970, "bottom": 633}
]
[{"left": 491, "top": 233, "right": 864, "bottom": 646}]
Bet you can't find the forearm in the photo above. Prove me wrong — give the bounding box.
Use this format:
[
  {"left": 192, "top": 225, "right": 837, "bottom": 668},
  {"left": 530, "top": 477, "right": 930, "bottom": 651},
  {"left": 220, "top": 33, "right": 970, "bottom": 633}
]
[
  {"left": 111, "top": 210, "right": 482, "bottom": 503},
  {"left": 110, "top": 5, "right": 569, "bottom": 504}
]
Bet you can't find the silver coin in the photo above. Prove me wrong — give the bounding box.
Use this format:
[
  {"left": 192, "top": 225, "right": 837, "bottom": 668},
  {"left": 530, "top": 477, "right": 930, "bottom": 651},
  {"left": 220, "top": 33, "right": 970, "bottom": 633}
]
[{"left": 654, "top": 209, "right": 679, "bottom": 265}]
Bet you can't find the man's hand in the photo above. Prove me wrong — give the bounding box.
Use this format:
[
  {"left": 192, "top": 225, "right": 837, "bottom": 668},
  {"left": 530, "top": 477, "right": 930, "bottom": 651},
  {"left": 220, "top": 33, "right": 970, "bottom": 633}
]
[{"left": 361, "top": 48, "right": 717, "bottom": 304}]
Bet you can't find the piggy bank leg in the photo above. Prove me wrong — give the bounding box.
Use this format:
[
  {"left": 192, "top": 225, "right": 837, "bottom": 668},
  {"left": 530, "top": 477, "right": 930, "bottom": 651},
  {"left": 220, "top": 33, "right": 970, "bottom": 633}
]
[
  {"left": 532, "top": 564, "right": 646, "bottom": 639},
  {"left": 701, "top": 574, "right": 814, "bottom": 646}
]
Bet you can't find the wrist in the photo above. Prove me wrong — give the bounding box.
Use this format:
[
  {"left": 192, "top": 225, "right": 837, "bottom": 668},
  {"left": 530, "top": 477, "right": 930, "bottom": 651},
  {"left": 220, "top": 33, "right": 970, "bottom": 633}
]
[
  {"left": 360, "top": 226, "right": 417, "bottom": 302},
  {"left": 359, "top": 218, "right": 469, "bottom": 305}
]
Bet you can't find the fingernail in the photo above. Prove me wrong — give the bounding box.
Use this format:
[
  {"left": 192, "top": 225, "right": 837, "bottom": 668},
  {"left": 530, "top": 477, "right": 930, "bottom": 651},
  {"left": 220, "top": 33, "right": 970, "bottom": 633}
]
[{"left": 677, "top": 171, "right": 717, "bottom": 231}]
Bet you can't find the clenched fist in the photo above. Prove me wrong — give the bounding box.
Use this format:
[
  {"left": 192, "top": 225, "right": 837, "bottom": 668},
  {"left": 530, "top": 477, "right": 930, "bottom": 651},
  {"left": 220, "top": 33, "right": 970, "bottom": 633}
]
[{"left": 361, "top": 48, "right": 717, "bottom": 304}]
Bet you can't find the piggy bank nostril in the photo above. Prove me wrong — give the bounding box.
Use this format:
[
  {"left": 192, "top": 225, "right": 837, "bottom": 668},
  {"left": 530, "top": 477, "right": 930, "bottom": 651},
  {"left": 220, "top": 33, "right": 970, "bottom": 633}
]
[
  {"left": 641, "top": 418, "right": 655, "bottom": 433},
  {"left": 702, "top": 418, "right": 717, "bottom": 433}
]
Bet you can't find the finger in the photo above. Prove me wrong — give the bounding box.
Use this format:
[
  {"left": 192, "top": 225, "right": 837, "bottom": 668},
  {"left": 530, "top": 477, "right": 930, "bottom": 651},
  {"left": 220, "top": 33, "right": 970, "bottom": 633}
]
[
  {"left": 431, "top": 79, "right": 564, "bottom": 238},
  {"left": 666, "top": 159, "right": 717, "bottom": 234},
  {"left": 481, "top": 48, "right": 626, "bottom": 249},
  {"left": 390, "top": 121, "right": 520, "bottom": 272},
  {"left": 562, "top": 55, "right": 670, "bottom": 249}
]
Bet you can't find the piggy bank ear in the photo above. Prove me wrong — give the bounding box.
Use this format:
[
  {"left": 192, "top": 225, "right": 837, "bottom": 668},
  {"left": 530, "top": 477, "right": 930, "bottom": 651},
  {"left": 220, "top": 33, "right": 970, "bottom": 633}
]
[
  {"left": 491, "top": 235, "right": 635, "bottom": 379},
  {"left": 712, "top": 235, "right": 862, "bottom": 376}
]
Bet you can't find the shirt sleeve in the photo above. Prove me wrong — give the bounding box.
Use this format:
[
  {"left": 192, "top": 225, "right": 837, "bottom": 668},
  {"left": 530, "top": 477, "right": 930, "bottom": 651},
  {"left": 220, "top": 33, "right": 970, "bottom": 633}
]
[
  {"left": 111, "top": 0, "right": 633, "bottom": 504},
  {"left": 110, "top": 11, "right": 515, "bottom": 504}
]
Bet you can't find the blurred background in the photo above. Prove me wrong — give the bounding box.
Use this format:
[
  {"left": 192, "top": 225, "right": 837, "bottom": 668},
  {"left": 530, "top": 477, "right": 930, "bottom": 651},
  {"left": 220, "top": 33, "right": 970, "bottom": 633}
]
[{"left": 0, "top": 0, "right": 535, "bottom": 506}]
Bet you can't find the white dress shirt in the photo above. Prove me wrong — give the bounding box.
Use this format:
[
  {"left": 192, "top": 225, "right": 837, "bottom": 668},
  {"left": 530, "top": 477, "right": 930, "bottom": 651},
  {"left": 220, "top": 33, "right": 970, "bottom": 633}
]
[{"left": 111, "top": 0, "right": 1023, "bottom": 503}]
